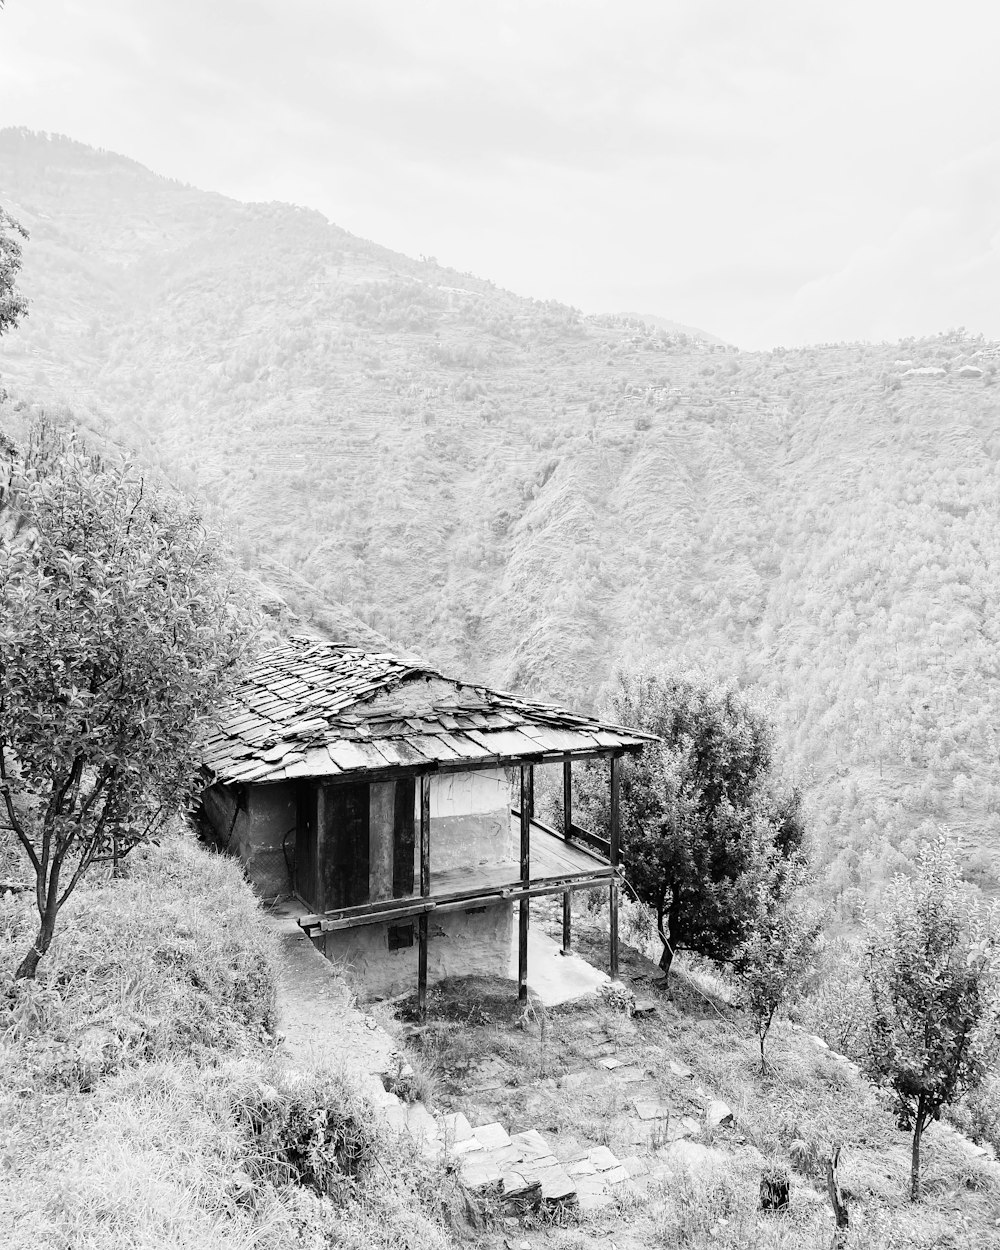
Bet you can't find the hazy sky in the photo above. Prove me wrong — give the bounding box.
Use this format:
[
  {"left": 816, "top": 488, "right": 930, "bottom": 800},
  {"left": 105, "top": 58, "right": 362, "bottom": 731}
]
[{"left": 2, "top": 0, "right": 999, "bottom": 349}]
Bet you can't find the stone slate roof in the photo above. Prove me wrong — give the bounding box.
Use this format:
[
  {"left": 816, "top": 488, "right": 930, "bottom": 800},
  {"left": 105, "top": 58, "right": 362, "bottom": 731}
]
[{"left": 202, "top": 637, "right": 657, "bottom": 786}]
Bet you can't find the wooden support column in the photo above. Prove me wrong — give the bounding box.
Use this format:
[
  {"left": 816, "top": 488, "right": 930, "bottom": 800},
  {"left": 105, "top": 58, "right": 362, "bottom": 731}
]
[
  {"left": 527, "top": 764, "right": 535, "bottom": 819},
  {"left": 518, "top": 763, "right": 530, "bottom": 1002},
  {"left": 417, "top": 774, "right": 430, "bottom": 1022},
  {"left": 609, "top": 754, "right": 620, "bottom": 980},
  {"left": 561, "top": 760, "right": 572, "bottom": 954}
]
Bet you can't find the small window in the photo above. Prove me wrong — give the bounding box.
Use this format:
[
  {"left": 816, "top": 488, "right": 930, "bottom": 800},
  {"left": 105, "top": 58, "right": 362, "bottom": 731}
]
[{"left": 388, "top": 923, "right": 414, "bottom": 951}]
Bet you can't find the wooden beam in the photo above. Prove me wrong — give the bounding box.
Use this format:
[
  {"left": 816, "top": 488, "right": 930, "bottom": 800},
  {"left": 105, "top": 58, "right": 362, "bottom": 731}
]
[
  {"left": 308, "top": 872, "right": 614, "bottom": 931},
  {"left": 609, "top": 754, "right": 620, "bottom": 980},
  {"left": 527, "top": 764, "right": 535, "bottom": 819},
  {"left": 562, "top": 760, "right": 572, "bottom": 953},
  {"left": 317, "top": 900, "right": 436, "bottom": 931},
  {"left": 519, "top": 763, "right": 530, "bottom": 1002},
  {"left": 418, "top": 774, "right": 430, "bottom": 1022}
]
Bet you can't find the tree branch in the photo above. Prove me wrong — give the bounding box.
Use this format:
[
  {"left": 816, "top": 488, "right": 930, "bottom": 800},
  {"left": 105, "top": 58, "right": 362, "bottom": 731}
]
[{"left": 0, "top": 744, "right": 41, "bottom": 875}]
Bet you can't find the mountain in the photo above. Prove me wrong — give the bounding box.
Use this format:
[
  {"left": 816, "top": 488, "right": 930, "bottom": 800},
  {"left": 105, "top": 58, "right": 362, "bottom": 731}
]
[
  {"left": 618, "top": 312, "right": 730, "bottom": 347},
  {"left": 2, "top": 126, "right": 1000, "bottom": 907}
]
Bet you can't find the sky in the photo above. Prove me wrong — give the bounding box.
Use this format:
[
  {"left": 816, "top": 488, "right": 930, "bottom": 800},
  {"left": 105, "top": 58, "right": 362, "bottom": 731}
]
[{"left": 1, "top": 0, "right": 999, "bottom": 349}]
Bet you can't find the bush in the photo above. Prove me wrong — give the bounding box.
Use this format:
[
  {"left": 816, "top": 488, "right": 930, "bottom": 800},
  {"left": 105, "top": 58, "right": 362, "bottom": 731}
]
[
  {"left": 233, "top": 1067, "right": 382, "bottom": 1196},
  {"left": 792, "top": 936, "right": 869, "bottom": 1063}
]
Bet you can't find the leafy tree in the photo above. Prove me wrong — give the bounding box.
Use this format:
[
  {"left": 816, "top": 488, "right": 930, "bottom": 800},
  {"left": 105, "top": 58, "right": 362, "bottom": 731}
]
[
  {"left": 578, "top": 668, "right": 806, "bottom": 978},
  {"left": 863, "top": 836, "right": 1000, "bottom": 1201},
  {"left": 0, "top": 419, "right": 255, "bottom": 979},
  {"left": 0, "top": 206, "right": 29, "bottom": 337},
  {"left": 733, "top": 864, "right": 823, "bottom": 1070}
]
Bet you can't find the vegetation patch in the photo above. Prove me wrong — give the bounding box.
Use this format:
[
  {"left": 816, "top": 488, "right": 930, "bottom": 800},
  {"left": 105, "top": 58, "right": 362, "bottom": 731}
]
[{"left": 0, "top": 836, "right": 456, "bottom": 1249}]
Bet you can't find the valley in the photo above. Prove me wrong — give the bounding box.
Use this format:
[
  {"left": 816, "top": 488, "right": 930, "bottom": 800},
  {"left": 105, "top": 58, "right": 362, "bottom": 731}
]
[{"left": 2, "top": 126, "right": 1000, "bottom": 906}]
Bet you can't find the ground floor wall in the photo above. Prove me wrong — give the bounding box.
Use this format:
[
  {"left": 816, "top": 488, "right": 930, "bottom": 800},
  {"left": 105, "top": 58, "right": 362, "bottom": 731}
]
[
  {"left": 322, "top": 900, "right": 514, "bottom": 998},
  {"left": 203, "top": 767, "right": 516, "bottom": 914},
  {"left": 201, "top": 781, "right": 296, "bottom": 898}
]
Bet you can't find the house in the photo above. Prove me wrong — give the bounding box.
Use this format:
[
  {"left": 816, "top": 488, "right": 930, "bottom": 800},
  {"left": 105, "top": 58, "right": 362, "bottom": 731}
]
[{"left": 200, "top": 637, "right": 656, "bottom": 1015}]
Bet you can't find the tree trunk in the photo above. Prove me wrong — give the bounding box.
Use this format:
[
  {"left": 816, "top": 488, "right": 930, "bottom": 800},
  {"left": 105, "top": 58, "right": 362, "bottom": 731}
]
[
  {"left": 910, "top": 1110, "right": 924, "bottom": 1202},
  {"left": 15, "top": 907, "right": 57, "bottom": 980},
  {"left": 826, "top": 1144, "right": 849, "bottom": 1249},
  {"left": 656, "top": 898, "right": 678, "bottom": 978}
]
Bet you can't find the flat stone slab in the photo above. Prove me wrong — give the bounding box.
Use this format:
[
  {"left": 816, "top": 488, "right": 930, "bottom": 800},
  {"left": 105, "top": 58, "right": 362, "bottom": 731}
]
[
  {"left": 519, "top": 1158, "right": 575, "bottom": 1201},
  {"left": 633, "top": 999, "right": 658, "bottom": 1017},
  {"left": 603, "top": 1164, "right": 630, "bottom": 1184},
  {"left": 473, "top": 1121, "right": 511, "bottom": 1149},
  {"left": 665, "top": 1121, "right": 694, "bottom": 1143},
  {"left": 574, "top": 1174, "right": 613, "bottom": 1212},
  {"left": 587, "top": 1145, "right": 621, "bottom": 1172},
  {"left": 633, "top": 1098, "right": 672, "bottom": 1121},
  {"left": 482, "top": 1143, "right": 524, "bottom": 1169},
  {"left": 669, "top": 1060, "right": 695, "bottom": 1079},
  {"left": 442, "top": 1111, "right": 474, "bottom": 1142},
  {"left": 596, "top": 1056, "right": 622, "bottom": 1069},
  {"left": 511, "top": 1129, "right": 552, "bottom": 1161},
  {"left": 406, "top": 1104, "right": 439, "bottom": 1140},
  {"left": 383, "top": 1102, "right": 408, "bottom": 1132},
  {"left": 461, "top": 1155, "right": 502, "bottom": 1191},
  {"left": 612, "top": 1065, "right": 648, "bottom": 1083}
]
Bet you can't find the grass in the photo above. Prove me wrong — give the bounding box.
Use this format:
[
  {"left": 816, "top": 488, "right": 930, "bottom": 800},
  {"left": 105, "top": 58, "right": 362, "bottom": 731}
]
[{"left": 0, "top": 831, "right": 457, "bottom": 1250}]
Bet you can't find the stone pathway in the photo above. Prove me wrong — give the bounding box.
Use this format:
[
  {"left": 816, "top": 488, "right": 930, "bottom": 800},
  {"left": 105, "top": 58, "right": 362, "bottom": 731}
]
[{"left": 363, "top": 1009, "right": 737, "bottom": 1217}]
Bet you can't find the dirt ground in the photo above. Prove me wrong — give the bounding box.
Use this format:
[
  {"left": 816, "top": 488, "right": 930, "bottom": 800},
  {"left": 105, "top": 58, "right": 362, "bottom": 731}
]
[{"left": 265, "top": 898, "right": 397, "bottom": 1080}]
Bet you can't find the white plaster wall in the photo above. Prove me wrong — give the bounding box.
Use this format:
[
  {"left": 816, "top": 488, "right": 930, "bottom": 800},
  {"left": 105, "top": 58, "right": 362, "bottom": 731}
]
[
  {"left": 427, "top": 768, "right": 512, "bottom": 817},
  {"left": 419, "top": 767, "right": 516, "bottom": 872}
]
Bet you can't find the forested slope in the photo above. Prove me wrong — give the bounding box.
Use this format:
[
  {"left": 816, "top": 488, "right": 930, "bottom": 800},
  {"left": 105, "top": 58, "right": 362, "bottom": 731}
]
[{"left": 2, "top": 127, "right": 999, "bottom": 904}]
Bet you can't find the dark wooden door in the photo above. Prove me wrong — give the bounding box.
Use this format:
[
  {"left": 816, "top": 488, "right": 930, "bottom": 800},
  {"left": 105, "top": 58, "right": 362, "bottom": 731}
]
[
  {"left": 393, "top": 777, "right": 416, "bottom": 898},
  {"left": 322, "top": 782, "right": 370, "bottom": 910},
  {"left": 293, "top": 782, "right": 319, "bottom": 911}
]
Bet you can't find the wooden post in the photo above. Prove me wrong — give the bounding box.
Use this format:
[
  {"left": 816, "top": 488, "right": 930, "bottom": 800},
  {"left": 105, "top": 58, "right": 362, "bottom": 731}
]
[
  {"left": 519, "top": 763, "right": 530, "bottom": 1002},
  {"left": 609, "top": 754, "right": 620, "bottom": 980},
  {"left": 527, "top": 764, "right": 535, "bottom": 820},
  {"left": 562, "top": 760, "right": 572, "bottom": 954},
  {"left": 418, "top": 774, "right": 430, "bottom": 1022},
  {"left": 826, "top": 1144, "right": 849, "bottom": 1249}
]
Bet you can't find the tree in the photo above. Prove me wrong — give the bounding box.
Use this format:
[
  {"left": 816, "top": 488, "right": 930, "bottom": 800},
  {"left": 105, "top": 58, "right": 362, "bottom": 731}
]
[
  {"left": 0, "top": 206, "right": 29, "bottom": 337},
  {"left": 578, "top": 668, "right": 806, "bottom": 978},
  {"left": 0, "top": 419, "right": 255, "bottom": 979},
  {"left": 733, "top": 864, "right": 823, "bottom": 1070},
  {"left": 863, "top": 836, "right": 1000, "bottom": 1201}
]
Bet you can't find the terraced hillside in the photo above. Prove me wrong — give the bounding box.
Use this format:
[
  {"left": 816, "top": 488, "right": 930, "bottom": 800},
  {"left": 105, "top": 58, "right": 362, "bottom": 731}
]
[{"left": 2, "top": 126, "right": 1000, "bottom": 903}]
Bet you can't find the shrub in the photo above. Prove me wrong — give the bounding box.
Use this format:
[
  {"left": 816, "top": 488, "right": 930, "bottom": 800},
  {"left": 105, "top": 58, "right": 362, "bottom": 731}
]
[{"left": 792, "top": 936, "right": 869, "bottom": 1062}]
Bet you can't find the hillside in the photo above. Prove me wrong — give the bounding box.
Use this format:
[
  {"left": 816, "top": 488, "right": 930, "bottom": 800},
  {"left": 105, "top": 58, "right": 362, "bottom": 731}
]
[{"left": 2, "top": 126, "right": 1000, "bottom": 904}]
